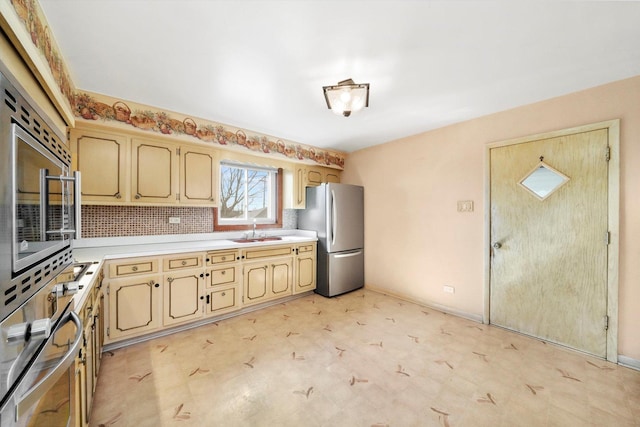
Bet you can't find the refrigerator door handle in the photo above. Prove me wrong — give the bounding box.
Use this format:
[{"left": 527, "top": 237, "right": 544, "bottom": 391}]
[
  {"left": 331, "top": 189, "right": 337, "bottom": 246},
  {"left": 333, "top": 250, "right": 363, "bottom": 258}
]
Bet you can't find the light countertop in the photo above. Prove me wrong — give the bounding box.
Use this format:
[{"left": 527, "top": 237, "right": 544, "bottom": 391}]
[{"left": 72, "top": 230, "right": 317, "bottom": 263}]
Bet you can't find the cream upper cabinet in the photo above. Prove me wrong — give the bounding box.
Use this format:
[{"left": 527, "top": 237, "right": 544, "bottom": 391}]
[
  {"left": 285, "top": 166, "right": 341, "bottom": 208},
  {"left": 294, "top": 243, "right": 317, "bottom": 294},
  {"left": 179, "top": 146, "right": 218, "bottom": 205},
  {"left": 325, "top": 170, "right": 340, "bottom": 183},
  {"left": 306, "top": 168, "right": 323, "bottom": 186},
  {"left": 71, "top": 128, "right": 128, "bottom": 203},
  {"left": 131, "top": 138, "right": 178, "bottom": 203}
]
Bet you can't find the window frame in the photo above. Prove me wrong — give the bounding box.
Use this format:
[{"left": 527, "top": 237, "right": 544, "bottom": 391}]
[{"left": 214, "top": 163, "right": 283, "bottom": 231}]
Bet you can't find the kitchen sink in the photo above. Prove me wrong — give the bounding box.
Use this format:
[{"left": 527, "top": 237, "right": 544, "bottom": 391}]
[{"left": 231, "top": 236, "right": 283, "bottom": 243}]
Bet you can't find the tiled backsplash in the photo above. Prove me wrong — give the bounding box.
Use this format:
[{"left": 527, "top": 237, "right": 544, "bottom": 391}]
[{"left": 81, "top": 206, "right": 298, "bottom": 238}]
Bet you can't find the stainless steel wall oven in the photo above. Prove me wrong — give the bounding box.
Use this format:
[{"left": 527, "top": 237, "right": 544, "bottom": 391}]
[{"left": 0, "top": 69, "right": 82, "bottom": 427}]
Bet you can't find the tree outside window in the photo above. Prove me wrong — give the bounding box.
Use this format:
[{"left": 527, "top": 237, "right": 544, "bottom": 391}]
[{"left": 219, "top": 163, "right": 276, "bottom": 223}]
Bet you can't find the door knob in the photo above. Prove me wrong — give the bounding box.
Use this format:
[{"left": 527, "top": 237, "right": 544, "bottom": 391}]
[{"left": 493, "top": 242, "right": 502, "bottom": 249}]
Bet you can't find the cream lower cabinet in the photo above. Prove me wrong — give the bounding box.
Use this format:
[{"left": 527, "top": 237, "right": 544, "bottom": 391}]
[
  {"left": 205, "top": 249, "right": 241, "bottom": 316},
  {"left": 243, "top": 245, "right": 295, "bottom": 307},
  {"left": 294, "top": 243, "right": 317, "bottom": 294},
  {"left": 105, "top": 275, "right": 162, "bottom": 342},
  {"left": 76, "top": 268, "right": 105, "bottom": 427},
  {"left": 162, "top": 269, "right": 205, "bottom": 326}
]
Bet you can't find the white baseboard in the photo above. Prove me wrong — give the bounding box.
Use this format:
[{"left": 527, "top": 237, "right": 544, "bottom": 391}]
[
  {"left": 618, "top": 355, "right": 640, "bottom": 371},
  {"left": 365, "top": 285, "right": 484, "bottom": 323}
]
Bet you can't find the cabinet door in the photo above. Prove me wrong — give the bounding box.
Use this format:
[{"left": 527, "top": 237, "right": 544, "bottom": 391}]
[
  {"left": 325, "top": 170, "right": 340, "bottom": 183},
  {"left": 163, "top": 270, "right": 204, "bottom": 326},
  {"left": 295, "top": 245, "right": 316, "bottom": 294},
  {"left": 131, "top": 138, "right": 178, "bottom": 203},
  {"left": 107, "top": 276, "right": 161, "bottom": 341},
  {"left": 243, "top": 263, "right": 269, "bottom": 305},
  {"left": 83, "top": 318, "right": 94, "bottom": 425},
  {"left": 180, "top": 146, "right": 218, "bottom": 205},
  {"left": 270, "top": 258, "right": 293, "bottom": 296},
  {"left": 91, "top": 301, "right": 101, "bottom": 389},
  {"left": 75, "top": 355, "right": 86, "bottom": 427},
  {"left": 205, "top": 285, "right": 240, "bottom": 316},
  {"left": 72, "top": 128, "right": 128, "bottom": 203},
  {"left": 307, "top": 168, "right": 323, "bottom": 186}
]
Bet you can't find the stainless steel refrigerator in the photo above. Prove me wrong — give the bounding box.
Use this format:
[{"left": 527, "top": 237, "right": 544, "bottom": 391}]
[{"left": 299, "top": 183, "right": 364, "bottom": 297}]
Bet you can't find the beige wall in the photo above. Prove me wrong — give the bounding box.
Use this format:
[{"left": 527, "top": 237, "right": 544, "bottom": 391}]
[{"left": 341, "top": 75, "right": 640, "bottom": 361}]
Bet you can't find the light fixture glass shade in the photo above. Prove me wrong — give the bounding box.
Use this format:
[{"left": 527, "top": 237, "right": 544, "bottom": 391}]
[{"left": 323, "top": 79, "right": 370, "bottom": 117}]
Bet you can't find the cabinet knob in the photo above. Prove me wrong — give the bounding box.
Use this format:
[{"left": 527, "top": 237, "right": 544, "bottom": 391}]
[
  {"left": 206, "top": 273, "right": 210, "bottom": 277},
  {"left": 221, "top": 271, "right": 226, "bottom": 275},
  {"left": 167, "top": 277, "right": 174, "bottom": 283},
  {"left": 181, "top": 260, "right": 187, "bottom": 266},
  {"left": 154, "top": 283, "right": 160, "bottom": 288},
  {"left": 200, "top": 296, "right": 204, "bottom": 300},
  {"left": 135, "top": 193, "right": 141, "bottom": 199},
  {"left": 115, "top": 192, "right": 122, "bottom": 199},
  {"left": 221, "top": 292, "right": 226, "bottom": 297},
  {"left": 132, "top": 266, "right": 138, "bottom": 272},
  {"left": 206, "top": 258, "right": 210, "bottom": 262},
  {"left": 199, "top": 273, "right": 204, "bottom": 278},
  {"left": 222, "top": 256, "right": 226, "bottom": 261},
  {"left": 493, "top": 242, "right": 502, "bottom": 249}
]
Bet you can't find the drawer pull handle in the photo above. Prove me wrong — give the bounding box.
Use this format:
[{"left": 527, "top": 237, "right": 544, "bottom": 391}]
[
  {"left": 221, "top": 292, "right": 226, "bottom": 297},
  {"left": 135, "top": 193, "right": 141, "bottom": 199},
  {"left": 181, "top": 260, "right": 187, "bottom": 266},
  {"left": 221, "top": 271, "right": 226, "bottom": 275},
  {"left": 132, "top": 266, "right": 138, "bottom": 272},
  {"left": 115, "top": 192, "right": 122, "bottom": 199},
  {"left": 222, "top": 256, "right": 226, "bottom": 261}
]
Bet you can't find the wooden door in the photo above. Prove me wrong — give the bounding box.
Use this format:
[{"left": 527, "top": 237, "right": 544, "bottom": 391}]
[
  {"left": 131, "top": 138, "right": 177, "bottom": 203},
  {"left": 72, "top": 128, "right": 128, "bottom": 202},
  {"left": 489, "top": 128, "right": 609, "bottom": 357},
  {"left": 162, "top": 271, "right": 204, "bottom": 326},
  {"left": 180, "top": 147, "right": 217, "bottom": 205}
]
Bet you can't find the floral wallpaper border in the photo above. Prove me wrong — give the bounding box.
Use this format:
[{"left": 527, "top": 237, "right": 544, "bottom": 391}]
[
  {"left": 4, "top": 0, "right": 346, "bottom": 169},
  {"left": 74, "top": 91, "right": 345, "bottom": 169}
]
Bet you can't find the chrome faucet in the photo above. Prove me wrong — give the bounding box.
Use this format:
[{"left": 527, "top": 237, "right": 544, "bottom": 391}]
[{"left": 251, "top": 219, "right": 257, "bottom": 238}]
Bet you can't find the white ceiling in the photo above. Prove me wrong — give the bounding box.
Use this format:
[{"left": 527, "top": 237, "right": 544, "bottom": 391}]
[{"left": 39, "top": 1, "right": 640, "bottom": 153}]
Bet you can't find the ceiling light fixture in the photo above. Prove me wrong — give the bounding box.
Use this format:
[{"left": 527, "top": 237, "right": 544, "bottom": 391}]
[{"left": 322, "top": 78, "right": 370, "bottom": 117}]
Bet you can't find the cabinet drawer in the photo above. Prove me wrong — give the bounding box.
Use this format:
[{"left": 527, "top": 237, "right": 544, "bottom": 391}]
[
  {"left": 206, "top": 250, "right": 239, "bottom": 265},
  {"left": 210, "top": 266, "right": 237, "bottom": 287},
  {"left": 163, "top": 253, "right": 203, "bottom": 271},
  {"left": 243, "top": 245, "right": 294, "bottom": 260},
  {"left": 298, "top": 244, "right": 316, "bottom": 254},
  {"left": 207, "top": 286, "right": 238, "bottom": 314},
  {"left": 108, "top": 258, "right": 158, "bottom": 278}
]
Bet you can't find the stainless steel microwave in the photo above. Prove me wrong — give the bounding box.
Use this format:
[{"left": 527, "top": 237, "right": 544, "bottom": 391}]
[{"left": 0, "top": 70, "right": 80, "bottom": 320}]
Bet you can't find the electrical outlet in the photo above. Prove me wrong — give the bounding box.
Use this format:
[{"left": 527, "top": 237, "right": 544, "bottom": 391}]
[
  {"left": 443, "top": 285, "right": 455, "bottom": 294},
  {"left": 169, "top": 217, "right": 181, "bottom": 224}
]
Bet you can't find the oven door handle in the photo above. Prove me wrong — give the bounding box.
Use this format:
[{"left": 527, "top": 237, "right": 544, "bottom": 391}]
[{"left": 16, "top": 311, "right": 82, "bottom": 420}]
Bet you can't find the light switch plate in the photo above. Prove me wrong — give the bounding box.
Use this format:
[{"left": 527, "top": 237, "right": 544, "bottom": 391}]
[
  {"left": 443, "top": 285, "right": 455, "bottom": 294},
  {"left": 457, "top": 200, "right": 474, "bottom": 212},
  {"left": 169, "top": 217, "right": 181, "bottom": 224}
]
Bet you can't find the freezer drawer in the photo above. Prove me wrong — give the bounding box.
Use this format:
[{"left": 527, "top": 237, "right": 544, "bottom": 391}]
[{"left": 320, "top": 249, "right": 364, "bottom": 297}]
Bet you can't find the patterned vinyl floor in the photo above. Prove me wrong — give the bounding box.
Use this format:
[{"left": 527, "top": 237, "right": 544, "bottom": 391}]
[{"left": 90, "top": 289, "right": 640, "bottom": 427}]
